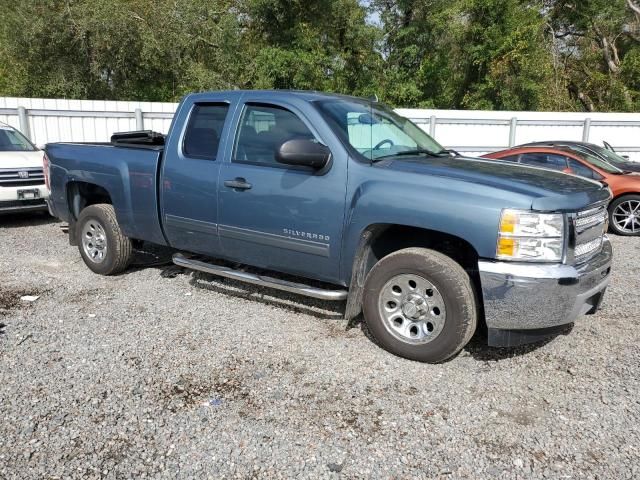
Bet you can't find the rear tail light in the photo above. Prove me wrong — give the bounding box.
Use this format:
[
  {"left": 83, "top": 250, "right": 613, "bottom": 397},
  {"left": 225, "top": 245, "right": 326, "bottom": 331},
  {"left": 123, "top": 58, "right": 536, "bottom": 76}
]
[{"left": 43, "top": 152, "right": 51, "bottom": 190}]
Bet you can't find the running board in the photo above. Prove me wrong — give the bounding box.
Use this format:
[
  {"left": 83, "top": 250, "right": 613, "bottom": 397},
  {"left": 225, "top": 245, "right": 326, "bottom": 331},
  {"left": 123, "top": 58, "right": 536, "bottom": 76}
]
[{"left": 172, "top": 254, "right": 348, "bottom": 301}]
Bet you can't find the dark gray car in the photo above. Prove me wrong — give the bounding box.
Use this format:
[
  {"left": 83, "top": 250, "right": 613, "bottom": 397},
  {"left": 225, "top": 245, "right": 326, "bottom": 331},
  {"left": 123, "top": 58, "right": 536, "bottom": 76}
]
[{"left": 523, "top": 141, "right": 640, "bottom": 173}]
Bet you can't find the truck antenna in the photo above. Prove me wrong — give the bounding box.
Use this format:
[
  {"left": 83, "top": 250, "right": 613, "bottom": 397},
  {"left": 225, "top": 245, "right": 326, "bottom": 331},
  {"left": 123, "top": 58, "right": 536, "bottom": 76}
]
[{"left": 369, "top": 96, "right": 375, "bottom": 164}]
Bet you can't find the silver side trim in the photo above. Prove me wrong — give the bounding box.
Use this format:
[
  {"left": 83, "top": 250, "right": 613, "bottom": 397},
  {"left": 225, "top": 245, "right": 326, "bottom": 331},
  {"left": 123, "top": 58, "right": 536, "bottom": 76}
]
[
  {"left": 165, "top": 214, "right": 218, "bottom": 235},
  {"left": 218, "top": 225, "right": 330, "bottom": 257},
  {"left": 173, "top": 253, "right": 348, "bottom": 301}
]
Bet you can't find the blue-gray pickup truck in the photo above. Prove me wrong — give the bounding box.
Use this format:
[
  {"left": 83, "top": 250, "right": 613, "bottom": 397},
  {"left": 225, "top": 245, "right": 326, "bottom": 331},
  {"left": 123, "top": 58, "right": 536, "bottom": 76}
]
[{"left": 45, "top": 91, "right": 613, "bottom": 363}]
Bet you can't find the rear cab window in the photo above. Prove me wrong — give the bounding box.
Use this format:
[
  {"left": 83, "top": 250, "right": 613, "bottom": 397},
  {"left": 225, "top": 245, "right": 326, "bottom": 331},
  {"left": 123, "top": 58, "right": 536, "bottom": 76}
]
[{"left": 182, "top": 104, "right": 230, "bottom": 159}]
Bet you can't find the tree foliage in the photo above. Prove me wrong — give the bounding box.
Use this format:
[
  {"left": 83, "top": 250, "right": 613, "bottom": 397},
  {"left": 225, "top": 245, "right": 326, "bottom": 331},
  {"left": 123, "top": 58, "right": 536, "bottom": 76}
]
[{"left": 0, "top": 0, "right": 638, "bottom": 111}]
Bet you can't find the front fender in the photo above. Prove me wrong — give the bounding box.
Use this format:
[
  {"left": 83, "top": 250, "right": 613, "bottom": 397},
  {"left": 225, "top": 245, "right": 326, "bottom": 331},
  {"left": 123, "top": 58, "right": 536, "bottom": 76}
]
[{"left": 339, "top": 178, "right": 524, "bottom": 283}]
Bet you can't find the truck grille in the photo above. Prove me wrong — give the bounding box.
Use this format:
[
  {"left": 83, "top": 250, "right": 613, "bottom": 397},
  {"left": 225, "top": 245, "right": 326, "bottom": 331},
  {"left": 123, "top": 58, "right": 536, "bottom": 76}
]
[
  {"left": 573, "top": 204, "right": 608, "bottom": 263},
  {"left": 0, "top": 167, "right": 45, "bottom": 187}
]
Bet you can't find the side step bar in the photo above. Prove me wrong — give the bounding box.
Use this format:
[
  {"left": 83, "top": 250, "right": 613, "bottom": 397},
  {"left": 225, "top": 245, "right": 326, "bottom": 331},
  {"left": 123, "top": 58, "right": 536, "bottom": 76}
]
[{"left": 173, "top": 253, "right": 348, "bottom": 301}]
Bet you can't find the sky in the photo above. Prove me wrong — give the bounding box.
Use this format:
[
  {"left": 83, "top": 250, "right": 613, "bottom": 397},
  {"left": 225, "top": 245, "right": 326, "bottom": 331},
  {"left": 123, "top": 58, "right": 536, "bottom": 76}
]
[{"left": 359, "top": 0, "right": 382, "bottom": 26}]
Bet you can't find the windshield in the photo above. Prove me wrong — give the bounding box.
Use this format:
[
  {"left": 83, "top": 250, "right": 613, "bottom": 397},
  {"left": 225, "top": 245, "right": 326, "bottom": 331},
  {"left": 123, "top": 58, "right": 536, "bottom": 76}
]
[
  {"left": 572, "top": 147, "right": 624, "bottom": 174},
  {"left": 0, "top": 125, "right": 36, "bottom": 152},
  {"left": 315, "top": 99, "right": 444, "bottom": 161},
  {"left": 588, "top": 145, "right": 630, "bottom": 168}
]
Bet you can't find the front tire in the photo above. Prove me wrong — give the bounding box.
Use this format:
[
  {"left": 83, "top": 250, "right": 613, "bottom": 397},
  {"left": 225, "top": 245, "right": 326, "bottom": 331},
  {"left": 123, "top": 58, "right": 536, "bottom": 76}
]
[
  {"left": 362, "top": 248, "right": 477, "bottom": 363},
  {"left": 609, "top": 195, "right": 640, "bottom": 236},
  {"left": 76, "top": 204, "right": 133, "bottom": 275}
]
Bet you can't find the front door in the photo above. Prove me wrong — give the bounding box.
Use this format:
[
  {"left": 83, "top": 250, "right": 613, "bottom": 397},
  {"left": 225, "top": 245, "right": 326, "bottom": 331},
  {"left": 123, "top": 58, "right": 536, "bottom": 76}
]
[{"left": 217, "top": 100, "right": 348, "bottom": 284}]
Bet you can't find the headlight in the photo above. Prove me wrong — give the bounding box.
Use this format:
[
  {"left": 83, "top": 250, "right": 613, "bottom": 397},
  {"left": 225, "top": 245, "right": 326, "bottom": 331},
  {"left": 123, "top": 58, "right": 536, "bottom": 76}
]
[{"left": 496, "top": 209, "right": 565, "bottom": 262}]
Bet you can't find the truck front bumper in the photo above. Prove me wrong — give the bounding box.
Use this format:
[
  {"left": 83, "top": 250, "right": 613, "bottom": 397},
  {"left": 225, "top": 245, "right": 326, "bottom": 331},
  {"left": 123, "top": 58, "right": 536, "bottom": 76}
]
[{"left": 478, "top": 237, "right": 612, "bottom": 347}]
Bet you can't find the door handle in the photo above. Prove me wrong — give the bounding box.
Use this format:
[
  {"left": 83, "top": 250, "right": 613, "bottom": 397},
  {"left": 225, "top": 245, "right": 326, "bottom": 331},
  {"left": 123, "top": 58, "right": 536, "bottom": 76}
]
[{"left": 224, "top": 178, "right": 252, "bottom": 190}]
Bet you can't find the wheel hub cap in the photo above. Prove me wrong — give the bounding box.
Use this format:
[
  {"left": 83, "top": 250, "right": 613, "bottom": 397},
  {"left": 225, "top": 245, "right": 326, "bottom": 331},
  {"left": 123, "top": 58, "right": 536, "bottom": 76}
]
[
  {"left": 613, "top": 200, "right": 640, "bottom": 234},
  {"left": 401, "top": 294, "right": 428, "bottom": 319},
  {"left": 81, "top": 220, "right": 108, "bottom": 264},
  {"left": 378, "top": 274, "right": 447, "bottom": 345}
]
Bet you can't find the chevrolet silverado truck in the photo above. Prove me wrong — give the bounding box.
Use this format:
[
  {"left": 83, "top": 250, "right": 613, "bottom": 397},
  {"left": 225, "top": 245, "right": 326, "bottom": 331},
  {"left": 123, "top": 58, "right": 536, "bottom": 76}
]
[
  {"left": 45, "top": 91, "right": 613, "bottom": 363},
  {"left": 0, "top": 122, "right": 49, "bottom": 214}
]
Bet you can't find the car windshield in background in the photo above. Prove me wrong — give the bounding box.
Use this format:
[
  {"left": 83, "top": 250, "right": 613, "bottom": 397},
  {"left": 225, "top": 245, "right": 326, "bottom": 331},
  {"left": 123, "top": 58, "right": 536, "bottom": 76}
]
[
  {"left": 589, "top": 145, "right": 631, "bottom": 168},
  {"left": 315, "top": 99, "right": 444, "bottom": 162},
  {"left": 0, "top": 126, "right": 36, "bottom": 152},
  {"left": 573, "top": 148, "right": 624, "bottom": 174}
]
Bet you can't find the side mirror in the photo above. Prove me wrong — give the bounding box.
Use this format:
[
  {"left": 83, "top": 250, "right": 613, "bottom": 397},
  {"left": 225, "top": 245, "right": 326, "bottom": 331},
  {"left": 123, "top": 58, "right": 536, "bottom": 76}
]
[
  {"left": 622, "top": 155, "right": 630, "bottom": 160},
  {"left": 276, "top": 139, "right": 330, "bottom": 169}
]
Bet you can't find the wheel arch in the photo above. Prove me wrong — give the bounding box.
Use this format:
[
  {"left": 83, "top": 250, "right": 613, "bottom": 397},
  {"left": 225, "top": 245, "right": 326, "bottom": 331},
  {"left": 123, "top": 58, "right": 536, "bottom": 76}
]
[
  {"left": 66, "top": 181, "right": 114, "bottom": 246},
  {"left": 610, "top": 191, "right": 640, "bottom": 204},
  {"left": 66, "top": 181, "right": 113, "bottom": 220},
  {"left": 344, "top": 223, "right": 484, "bottom": 322}
]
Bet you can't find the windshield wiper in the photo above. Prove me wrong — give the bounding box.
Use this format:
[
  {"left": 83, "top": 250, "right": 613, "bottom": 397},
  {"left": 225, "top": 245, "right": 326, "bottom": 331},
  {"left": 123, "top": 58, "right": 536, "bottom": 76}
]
[
  {"left": 436, "top": 148, "right": 461, "bottom": 156},
  {"left": 372, "top": 149, "right": 443, "bottom": 162}
]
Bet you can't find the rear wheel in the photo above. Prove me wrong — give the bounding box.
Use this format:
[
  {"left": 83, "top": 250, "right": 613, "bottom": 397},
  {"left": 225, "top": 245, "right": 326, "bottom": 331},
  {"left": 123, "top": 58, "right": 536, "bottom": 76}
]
[
  {"left": 76, "top": 204, "right": 133, "bottom": 275},
  {"left": 362, "top": 248, "right": 477, "bottom": 363},
  {"left": 609, "top": 195, "right": 640, "bottom": 236}
]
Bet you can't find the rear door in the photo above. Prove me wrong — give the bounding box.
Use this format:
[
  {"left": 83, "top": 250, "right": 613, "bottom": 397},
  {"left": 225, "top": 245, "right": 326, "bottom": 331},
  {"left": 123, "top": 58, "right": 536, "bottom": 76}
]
[
  {"left": 216, "top": 96, "right": 349, "bottom": 284},
  {"left": 160, "top": 93, "right": 240, "bottom": 255}
]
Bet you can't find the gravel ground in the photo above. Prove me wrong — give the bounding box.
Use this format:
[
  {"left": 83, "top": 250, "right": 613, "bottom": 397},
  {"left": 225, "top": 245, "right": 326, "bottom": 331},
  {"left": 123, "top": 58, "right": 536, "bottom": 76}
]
[{"left": 0, "top": 213, "right": 639, "bottom": 479}]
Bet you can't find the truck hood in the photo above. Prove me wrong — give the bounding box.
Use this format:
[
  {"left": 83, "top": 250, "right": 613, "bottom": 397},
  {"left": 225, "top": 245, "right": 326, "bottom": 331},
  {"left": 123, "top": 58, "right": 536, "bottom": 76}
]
[
  {"left": 0, "top": 150, "right": 43, "bottom": 169},
  {"left": 380, "top": 155, "right": 611, "bottom": 212}
]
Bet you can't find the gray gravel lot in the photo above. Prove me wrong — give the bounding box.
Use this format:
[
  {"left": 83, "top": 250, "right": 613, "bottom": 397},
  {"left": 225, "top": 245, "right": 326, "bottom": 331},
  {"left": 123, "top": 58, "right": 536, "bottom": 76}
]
[{"left": 1, "top": 213, "right": 639, "bottom": 479}]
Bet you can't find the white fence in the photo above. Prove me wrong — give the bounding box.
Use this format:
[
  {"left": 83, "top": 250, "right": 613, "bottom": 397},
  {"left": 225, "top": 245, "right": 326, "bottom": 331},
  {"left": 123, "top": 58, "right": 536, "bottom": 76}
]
[
  {"left": 0, "top": 97, "right": 176, "bottom": 145},
  {"left": 1, "top": 96, "right": 639, "bottom": 161}
]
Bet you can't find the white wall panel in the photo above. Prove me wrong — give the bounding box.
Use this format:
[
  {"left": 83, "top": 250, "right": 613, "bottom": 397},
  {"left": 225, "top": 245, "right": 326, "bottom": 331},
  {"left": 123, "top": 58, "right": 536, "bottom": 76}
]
[{"left": 1, "top": 97, "right": 638, "bottom": 161}]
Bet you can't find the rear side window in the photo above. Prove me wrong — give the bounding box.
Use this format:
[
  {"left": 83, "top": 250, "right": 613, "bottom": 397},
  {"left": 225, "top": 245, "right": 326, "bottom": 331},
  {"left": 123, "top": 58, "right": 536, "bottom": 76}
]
[
  {"left": 519, "top": 153, "right": 567, "bottom": 171},
  {"left": 183, "top": 103, "right": 230, "bottom": 159},
  {"left": 499, "top": 155, "right": 519, "bottom": 163},
  {"left": 567, "top": 158, "right": 601, "bottom": 179},
  {"left": 234, "top": 104, "right": 316, "bottom": 166}
]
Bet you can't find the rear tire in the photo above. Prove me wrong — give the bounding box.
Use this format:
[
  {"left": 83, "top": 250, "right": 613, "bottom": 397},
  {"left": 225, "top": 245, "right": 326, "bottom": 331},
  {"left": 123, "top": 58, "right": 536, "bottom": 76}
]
[
  {"left": 609, "top": 195, "right": 640, "bottom": 236},
  {"left": 362, "top": 248, "right": 477, "bottom": 363},
  {"left": 76, "top": 204, "right": 133, "bottom": 275}
]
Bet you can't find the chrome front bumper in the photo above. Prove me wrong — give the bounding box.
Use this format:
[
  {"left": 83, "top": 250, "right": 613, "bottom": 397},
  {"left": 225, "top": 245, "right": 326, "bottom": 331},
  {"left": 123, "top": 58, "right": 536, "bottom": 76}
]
[{"left": 478, "top": 237, "right": 612, "bottom": 334}]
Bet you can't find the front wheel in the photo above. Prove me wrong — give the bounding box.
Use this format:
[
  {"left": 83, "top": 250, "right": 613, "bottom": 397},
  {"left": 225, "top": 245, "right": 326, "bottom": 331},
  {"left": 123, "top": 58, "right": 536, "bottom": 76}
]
[
  {"left": 362, "top": 248, "right": 477, "bottom": 363},
  {"left": 76, "top": 204, "right": 133, "bottom": 275},
  {"left": 609, "top": 195, "right": 640, "bottom": 236}
]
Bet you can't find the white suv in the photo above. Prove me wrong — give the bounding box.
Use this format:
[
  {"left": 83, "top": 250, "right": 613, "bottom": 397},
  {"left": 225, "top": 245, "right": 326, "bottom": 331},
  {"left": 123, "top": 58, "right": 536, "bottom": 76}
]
[{"left": 0, "top": 122, "right": 49, "bottom": 214}]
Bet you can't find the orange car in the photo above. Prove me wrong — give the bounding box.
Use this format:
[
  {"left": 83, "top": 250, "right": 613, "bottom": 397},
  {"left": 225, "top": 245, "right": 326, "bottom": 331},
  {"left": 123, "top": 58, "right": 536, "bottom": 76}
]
[{"left": 483, "top": 146, "right": 640, "bottom": 236}]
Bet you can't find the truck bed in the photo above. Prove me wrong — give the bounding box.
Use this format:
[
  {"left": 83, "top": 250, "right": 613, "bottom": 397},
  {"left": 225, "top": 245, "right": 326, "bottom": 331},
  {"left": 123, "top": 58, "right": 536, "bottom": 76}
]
[{"left": 46, "top": 142, "right": 167, "bottom": 246}]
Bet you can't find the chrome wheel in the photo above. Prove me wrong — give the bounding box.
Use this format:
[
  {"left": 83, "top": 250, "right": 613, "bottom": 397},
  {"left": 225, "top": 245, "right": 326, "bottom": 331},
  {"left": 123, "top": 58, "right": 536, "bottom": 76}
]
[
  {"left": 81, "top": 220, "right": 108, "bottom": 263},
  {"left": 378, "top": 273, "right": 446, "bottom": 345},
  {"left": 612, "top": 200, "right": 640, "bottom": 234}
]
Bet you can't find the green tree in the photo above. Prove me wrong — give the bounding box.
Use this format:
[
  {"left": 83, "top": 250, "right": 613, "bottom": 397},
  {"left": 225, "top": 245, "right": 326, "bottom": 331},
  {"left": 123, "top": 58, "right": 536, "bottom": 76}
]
[
  {"left": 244, "top": 0, "right": 382, "bottom": 96},
  {"left": 373, "top": 0, "right": 562, "bottom": 110},
  {"left": 545, "top": 0, "right": 640, "bottom": 111},
  {"left": 1, "top": 0, "right": 638, "bottom": 111},
  {"left": 0, "top": 0, "right": 382, "bottom": 101}
]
